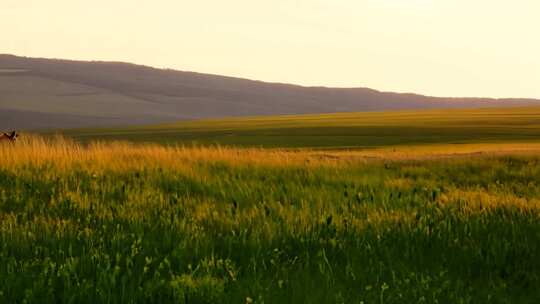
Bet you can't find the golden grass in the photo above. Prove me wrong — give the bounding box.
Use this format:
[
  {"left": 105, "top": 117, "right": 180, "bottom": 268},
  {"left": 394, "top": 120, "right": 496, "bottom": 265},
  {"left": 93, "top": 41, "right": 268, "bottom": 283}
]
[
  {"left": 4, "top": 135, "right": 540, "bottom": 172},
  {"left": 440, "top": 188, "right": 540, "bottom": 215},
  {"left": 3, "top": 134, "right": 540, "bottom": 302},
  {"left": 0, "top": 135, "right": 328, "bottom": 172},
  {"left": 5, "top": 134, "right": 540, "bottom": 222}
]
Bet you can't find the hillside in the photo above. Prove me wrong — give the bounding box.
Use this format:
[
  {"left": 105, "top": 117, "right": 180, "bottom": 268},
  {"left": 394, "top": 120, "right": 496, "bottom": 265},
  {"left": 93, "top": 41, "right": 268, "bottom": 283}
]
[
  {"left": 62, "top": 107, "right": 540, "bottom": 148},
  {"left": 1, "top": 54, "right": 539, "bottom": 130}
]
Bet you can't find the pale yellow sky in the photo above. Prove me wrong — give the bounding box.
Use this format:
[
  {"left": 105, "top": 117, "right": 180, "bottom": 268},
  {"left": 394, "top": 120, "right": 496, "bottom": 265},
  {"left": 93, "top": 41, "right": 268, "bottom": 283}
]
[{"left": 2, "top": 0, "right": 539, "bottom": 98}]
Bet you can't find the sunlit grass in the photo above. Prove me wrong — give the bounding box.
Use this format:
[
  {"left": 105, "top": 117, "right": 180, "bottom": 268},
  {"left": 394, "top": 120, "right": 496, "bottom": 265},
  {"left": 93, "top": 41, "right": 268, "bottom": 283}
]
[{"left": 2, "top": 136, "right": 540, "bottom": 302}]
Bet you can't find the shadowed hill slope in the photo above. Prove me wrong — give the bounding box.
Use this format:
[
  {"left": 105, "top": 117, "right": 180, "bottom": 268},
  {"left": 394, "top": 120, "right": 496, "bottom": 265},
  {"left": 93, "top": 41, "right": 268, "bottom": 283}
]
[{"left": 1, "top": 54, "right": 538, "bottom": 130}]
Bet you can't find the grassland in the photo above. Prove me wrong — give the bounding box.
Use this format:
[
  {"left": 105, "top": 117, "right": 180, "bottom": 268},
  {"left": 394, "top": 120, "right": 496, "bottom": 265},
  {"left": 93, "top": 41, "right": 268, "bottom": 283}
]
[
  {"left": 2, "top": 134, "right": 540, "bottom": 303},
  {"left": 60, "top": 107, "right": 540, "bottom": 148}
]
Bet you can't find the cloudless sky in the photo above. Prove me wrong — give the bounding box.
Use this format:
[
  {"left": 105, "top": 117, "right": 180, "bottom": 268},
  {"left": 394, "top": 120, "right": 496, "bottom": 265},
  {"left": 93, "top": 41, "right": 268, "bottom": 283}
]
[{"left": 2, "top": 0, "right": 539, "bottom": 98}]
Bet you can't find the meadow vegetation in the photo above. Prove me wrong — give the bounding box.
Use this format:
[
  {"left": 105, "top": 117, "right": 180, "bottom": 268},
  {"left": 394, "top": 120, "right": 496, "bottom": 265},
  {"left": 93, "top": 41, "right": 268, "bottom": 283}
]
[
  {"left": 61, "top": 107, "right": 540, "bottom": 148},
  {"left": 1, "top": 135, "right": 540, "bottom": 303}
]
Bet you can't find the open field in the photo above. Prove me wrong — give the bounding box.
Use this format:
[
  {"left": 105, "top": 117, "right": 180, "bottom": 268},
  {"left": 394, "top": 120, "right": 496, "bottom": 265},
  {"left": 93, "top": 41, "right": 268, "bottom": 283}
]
[
  {"left": 2, "top": 136, "right": 540, "bottom": 303},
  {"left": 60, "top": 107, "right": 540, "bottom": 148}
]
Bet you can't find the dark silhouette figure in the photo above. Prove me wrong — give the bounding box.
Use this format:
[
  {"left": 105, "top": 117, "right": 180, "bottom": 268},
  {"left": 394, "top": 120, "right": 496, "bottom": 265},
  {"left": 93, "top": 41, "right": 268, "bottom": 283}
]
[{"left": 0, "top": 131, "right": 18, "bottom": 142}]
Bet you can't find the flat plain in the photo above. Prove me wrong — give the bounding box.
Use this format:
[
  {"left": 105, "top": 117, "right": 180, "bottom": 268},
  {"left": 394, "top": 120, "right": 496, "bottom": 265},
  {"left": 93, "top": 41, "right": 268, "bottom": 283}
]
[
  {"left": 60, "top": 106, "right": 540, "bottom": 148},
  {"left": 2, "top": 107, "right": 540, "bottom": 303}
]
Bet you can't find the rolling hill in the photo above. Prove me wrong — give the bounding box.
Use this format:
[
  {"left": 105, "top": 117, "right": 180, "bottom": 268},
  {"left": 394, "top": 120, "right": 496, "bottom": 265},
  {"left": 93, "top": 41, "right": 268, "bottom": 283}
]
[{"left": 1, "top": 54, "right": 539, "bottom": 130}]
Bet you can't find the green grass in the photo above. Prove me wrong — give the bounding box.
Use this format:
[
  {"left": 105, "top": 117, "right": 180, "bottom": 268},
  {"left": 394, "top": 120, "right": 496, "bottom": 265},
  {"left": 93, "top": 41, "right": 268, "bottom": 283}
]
[
  {"left": 59, "top": 107, "right": 540, "bottom": 148},
  {"left": 6, "top": 107, "right": 540, "bottom": 303},
  {"left": 2, "top": 137, "right": 540, "bottom": 303}
]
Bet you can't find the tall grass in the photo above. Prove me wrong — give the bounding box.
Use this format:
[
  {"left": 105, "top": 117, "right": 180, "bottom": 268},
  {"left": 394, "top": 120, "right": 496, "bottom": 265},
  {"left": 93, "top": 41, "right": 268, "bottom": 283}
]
[{"left": 1, "top": 136, "right": 540, "bottom": 303}]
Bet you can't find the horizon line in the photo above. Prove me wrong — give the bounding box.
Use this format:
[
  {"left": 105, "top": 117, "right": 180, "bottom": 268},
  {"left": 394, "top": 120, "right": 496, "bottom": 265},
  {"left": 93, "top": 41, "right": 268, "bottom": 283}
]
[{"left": 2, "top": 53, "right": 539, "bottom": 101}]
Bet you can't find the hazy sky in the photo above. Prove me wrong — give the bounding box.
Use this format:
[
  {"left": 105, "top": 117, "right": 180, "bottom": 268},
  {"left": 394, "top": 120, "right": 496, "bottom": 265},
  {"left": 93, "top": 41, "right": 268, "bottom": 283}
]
[{"left": 2, "top": 0, "right": 539, "bottom": 98}]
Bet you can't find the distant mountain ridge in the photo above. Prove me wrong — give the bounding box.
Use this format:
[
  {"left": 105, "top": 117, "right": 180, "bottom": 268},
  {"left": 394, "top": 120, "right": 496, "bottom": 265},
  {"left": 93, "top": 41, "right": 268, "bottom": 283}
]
[{"left": 1, "top": 54, "right": 538, "bottom": 130}]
